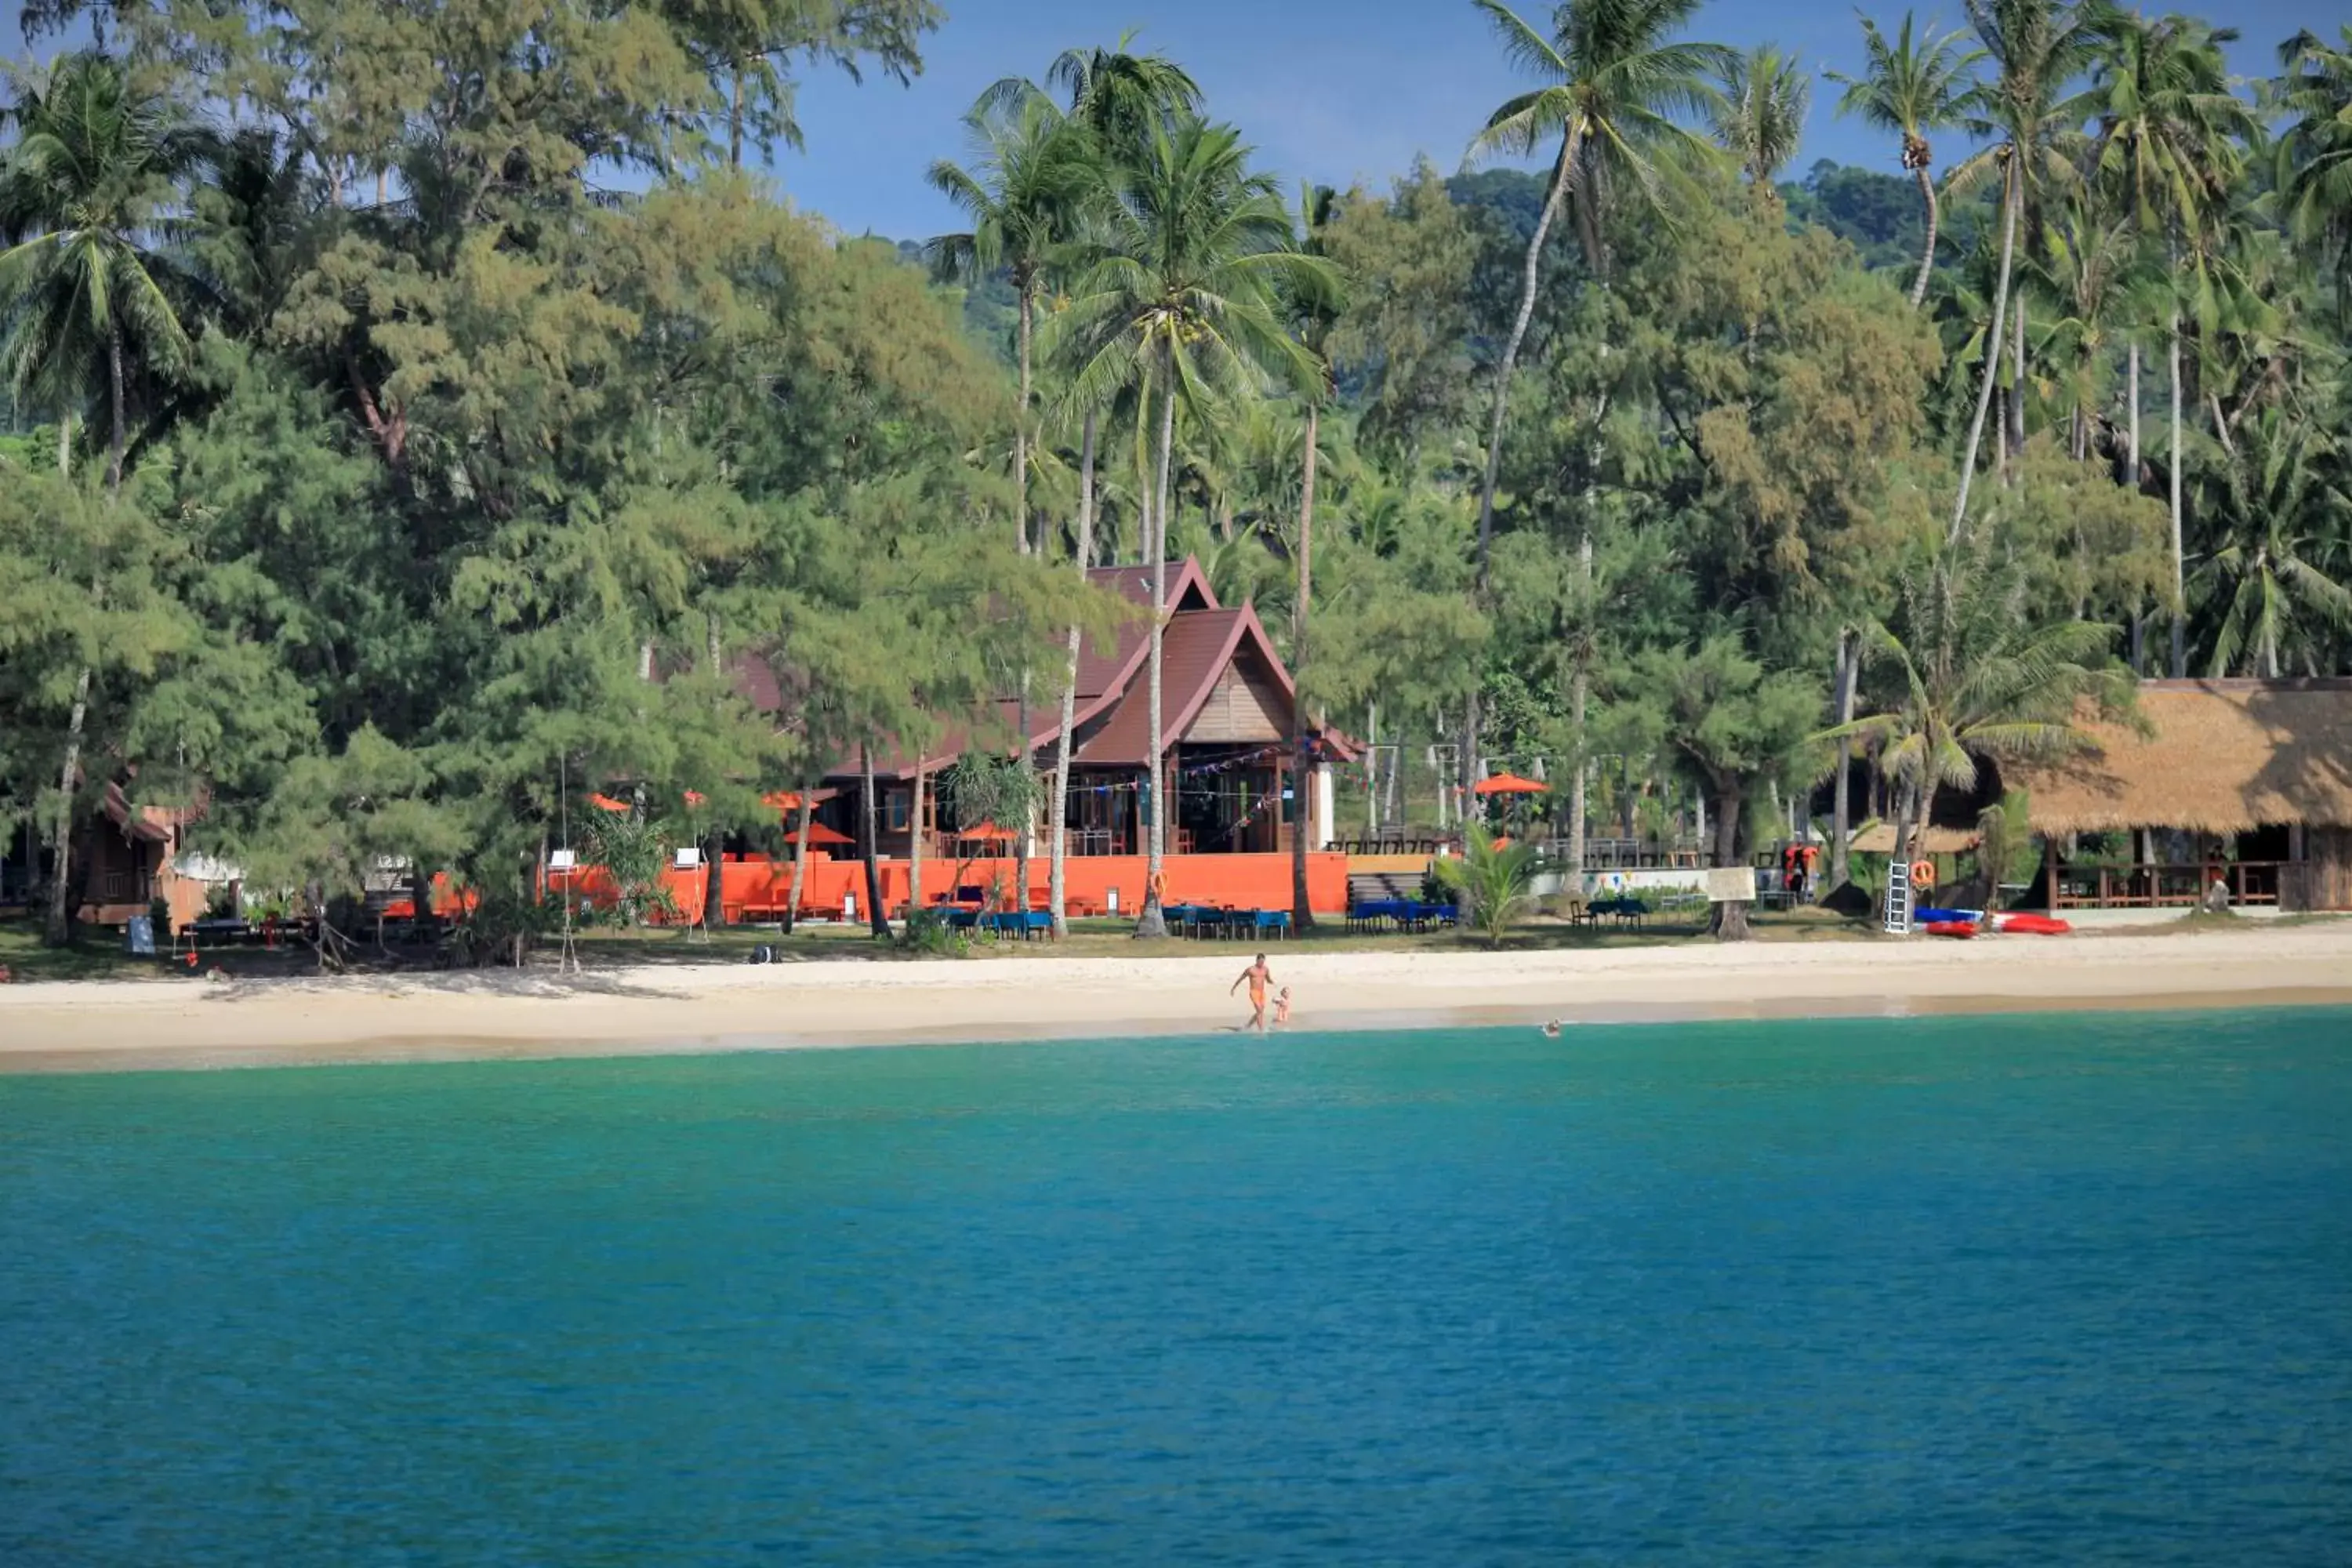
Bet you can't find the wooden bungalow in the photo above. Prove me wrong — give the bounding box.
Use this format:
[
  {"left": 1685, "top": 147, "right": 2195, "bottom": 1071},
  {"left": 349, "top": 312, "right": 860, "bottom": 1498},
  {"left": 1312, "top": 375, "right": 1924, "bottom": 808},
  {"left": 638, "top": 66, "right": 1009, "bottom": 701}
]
[
  {"left": 2013, "top": 679, "right": 2352, "bottom": 913},
  {"left": 808, "top": 558, "right": 1351, "bottom": 866},
  {"left": 75, "top": 781, "right": 210, "bottom": 928}
]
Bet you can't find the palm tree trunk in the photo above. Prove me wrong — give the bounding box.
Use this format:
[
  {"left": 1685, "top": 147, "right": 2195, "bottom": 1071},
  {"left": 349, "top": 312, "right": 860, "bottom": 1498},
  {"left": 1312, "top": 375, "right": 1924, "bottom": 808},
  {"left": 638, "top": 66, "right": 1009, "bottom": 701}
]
[
  {"left": 1566, "top": 684, "right": 1590, "bottom": 877},
  {"left": 2128, "top": 339, "right": 2145, "bottom": 670},
  {"left": 909, "top": 762, "right": 927, "bottom": 916},
  {"left": 703, "top": 613, "right": 724, "bottom": 932},
  {"left": 860, "top": 745, "right": 888, "bottom": 939},
  {"left": 2169, "top": 301, "right": 2186, "bottom": 677},
  {"left": 1829, "top": 630, "right": 1857, "bottom": 891},
  {"left": 1049, "top": 409, "right": 1099, "bottom": 939},
  {"left": 1137, "top": 346, "right": 1176, "bottom": 940},
  {"left": 1908, "top": 165, "right": 1939, "bottom": 309},
  {"left": 1011, "top": 686, "right": 1029, "bottom": 916},
  {"left": 107, "top": 321, "right": 127, "bottom": 492},
  {"left": 781, "top": 787, "right": 814, "bottom": 936},
  {"left": 1014, "top": 285, "right": 1033, "bottom": 557},
  {"left": 56, "top": 410, "right": 70, "bottom": 477},
  {"left": 1889, "top": 777, "right": 1922, "bottom": 909},
  {"left": 1951, "top": 162, "right": 2019, "bottom": 541},
  {"left": 2005, "top": 290, "right": 2027, "bottom": 470},
  {"left": 2127, "top": 341, "right": 2141, "bottom": 482},
  {"left": 1467, "top": 128, "right": 1581, "bottom": 804},
  {"left": 1290, "top": 400, "right": 1319, "bottom": 933},
  {"left": 43, "top": 662, "right": 92, "bottom": 947}
]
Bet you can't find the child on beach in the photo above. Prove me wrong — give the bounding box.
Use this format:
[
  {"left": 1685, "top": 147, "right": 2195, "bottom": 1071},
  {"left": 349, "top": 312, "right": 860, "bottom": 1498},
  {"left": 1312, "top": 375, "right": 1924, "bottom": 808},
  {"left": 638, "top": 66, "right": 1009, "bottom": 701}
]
[{"left": 1272, "top": 988, "right": 1292, "bottom": 1029}]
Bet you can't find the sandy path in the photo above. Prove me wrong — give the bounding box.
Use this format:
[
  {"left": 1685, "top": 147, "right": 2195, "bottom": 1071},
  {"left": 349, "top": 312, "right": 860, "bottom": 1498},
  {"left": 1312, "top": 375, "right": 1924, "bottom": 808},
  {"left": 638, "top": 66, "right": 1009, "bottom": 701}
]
[{"left": 2, "top": 923, "right": 2348, "bottom": 1073}]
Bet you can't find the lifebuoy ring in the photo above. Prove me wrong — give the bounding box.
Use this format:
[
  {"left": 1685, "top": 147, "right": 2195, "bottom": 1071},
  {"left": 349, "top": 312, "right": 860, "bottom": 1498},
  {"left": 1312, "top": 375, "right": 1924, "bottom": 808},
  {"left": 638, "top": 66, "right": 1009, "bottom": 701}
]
[{"left": 1911, "top": 859, "right": 1936, "bottom": 889}]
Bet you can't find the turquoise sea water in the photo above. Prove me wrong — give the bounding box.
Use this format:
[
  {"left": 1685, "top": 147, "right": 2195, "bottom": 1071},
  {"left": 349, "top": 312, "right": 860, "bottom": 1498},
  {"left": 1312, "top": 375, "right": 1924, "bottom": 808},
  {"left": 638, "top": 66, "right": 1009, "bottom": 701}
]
[{"left": 3, "top": 1010, "right": 2350, "bottom": 1565}]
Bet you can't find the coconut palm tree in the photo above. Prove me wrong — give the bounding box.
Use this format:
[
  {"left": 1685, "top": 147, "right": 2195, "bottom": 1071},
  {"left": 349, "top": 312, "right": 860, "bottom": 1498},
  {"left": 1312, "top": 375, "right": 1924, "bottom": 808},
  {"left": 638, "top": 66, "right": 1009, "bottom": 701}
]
[
  {"left": 2270, "top": 27, "right": 2352, "bottom": 289},
  {"left": 1464, "top": 0, "right": 1730, "bottom": 595},
  {"left": 2190, "top": 409, "right": 2352, "bottom": 677},
  {"left": 2087, "top": 11, "right": 2255, "bottom": 674},
  {"left": 1827, "top": 13, "right": 1985, "bottom": 308},
  {"left": 927, "top": 94, "right": 1092, "bottom": 557},
  {"left": 0, "top": 49, "right": 211, "bottom": 492},
  {"left": 1, "top": 50, "right": 211, "bottom": 948},
  {"left": 1286, "top": 183, "right": 1345, "bottom": 935},
  {"left": 1057, "top": 117, "right": 1332, "bottom": 938},
  {"left": 1464, "top": 0, "right": 1729, "bottom": 831},
  {"left": 1712, "top": 43, "right": 1813, "bottom": 198},
  {"left": 1835, "top": 528, "right": 2131, "bottom": 882},
  {"left": 1044, "top": 37, "right": 1203, "bottom": 150},
  {"left": 1944, "top": 0, "right": 2105, "bottom": 538},
  {"left": 2028, "top": 194, "right": 2139, "bottom": 463},
  {"left": 1021, "top": 42, "right": 1200, "bottom": 938}
]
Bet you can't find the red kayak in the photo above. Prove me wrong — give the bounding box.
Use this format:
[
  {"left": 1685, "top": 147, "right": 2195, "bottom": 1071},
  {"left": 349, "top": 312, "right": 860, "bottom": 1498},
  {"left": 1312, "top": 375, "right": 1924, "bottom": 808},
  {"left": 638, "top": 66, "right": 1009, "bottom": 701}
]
[
  {"left": 1924, "top": 920, "right": 1978, "bottom": 938},
  {"left": 1994, "top": 913, "right": 2073, "bottom": 936}
]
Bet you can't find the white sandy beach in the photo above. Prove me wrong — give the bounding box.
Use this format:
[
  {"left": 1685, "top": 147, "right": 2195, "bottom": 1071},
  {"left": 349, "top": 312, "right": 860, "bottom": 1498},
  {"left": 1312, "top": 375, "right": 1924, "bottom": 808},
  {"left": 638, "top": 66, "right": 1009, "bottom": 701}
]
[{"left": 2, "top": 923, "right": 2349, "bottom": 1072}]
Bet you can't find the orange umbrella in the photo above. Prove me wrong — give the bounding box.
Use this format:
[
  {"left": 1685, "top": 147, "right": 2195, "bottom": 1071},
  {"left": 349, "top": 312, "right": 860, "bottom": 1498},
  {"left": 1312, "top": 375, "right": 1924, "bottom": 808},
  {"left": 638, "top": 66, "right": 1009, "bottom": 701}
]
[
  {"left": 956, "top": 822, "right": 1020, "bottom": 841},
  {"left": 586, "top": 792, "right": 633, "bottom": 813},
  {"left": 789, "top": 822, "right": 855, "bottom": 848},
  {"left": 1472, "top": 772, "right": 1548, "bottom": 797}
]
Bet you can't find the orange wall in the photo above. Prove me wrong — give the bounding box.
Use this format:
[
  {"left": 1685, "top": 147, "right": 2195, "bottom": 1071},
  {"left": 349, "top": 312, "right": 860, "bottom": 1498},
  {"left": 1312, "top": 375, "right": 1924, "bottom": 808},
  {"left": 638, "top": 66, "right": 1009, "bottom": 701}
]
[{"left": 552, "top": 851, "right": 1349, "bottom": 923}]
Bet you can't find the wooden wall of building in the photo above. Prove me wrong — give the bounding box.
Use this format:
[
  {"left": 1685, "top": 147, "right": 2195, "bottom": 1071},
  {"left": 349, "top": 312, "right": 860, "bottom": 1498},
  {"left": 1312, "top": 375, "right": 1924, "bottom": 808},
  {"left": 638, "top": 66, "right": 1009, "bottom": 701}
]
[
  {"left": 1183, "top": 655, "right": 1286, "bottom": 745},
  {"left": 2303, "top": 827, "right": 2352, "bottom": 912}
]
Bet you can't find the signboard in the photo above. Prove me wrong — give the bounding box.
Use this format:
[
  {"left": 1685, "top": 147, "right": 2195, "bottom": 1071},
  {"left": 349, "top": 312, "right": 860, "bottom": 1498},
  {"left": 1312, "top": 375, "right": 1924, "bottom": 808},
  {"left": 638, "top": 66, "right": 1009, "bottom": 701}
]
[{"left": 1704, "top": 867, "right": 1756, "bottom": 904}]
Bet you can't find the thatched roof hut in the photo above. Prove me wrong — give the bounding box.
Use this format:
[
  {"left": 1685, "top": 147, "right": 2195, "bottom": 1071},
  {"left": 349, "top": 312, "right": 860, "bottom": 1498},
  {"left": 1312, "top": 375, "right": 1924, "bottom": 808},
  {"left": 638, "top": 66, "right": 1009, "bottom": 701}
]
[
  {"left": 2016, "top": 679, "right": 2352, "bottom": 835},
  {"left": 1852, "top": 824, "right": 1980, "bottom": 855}
]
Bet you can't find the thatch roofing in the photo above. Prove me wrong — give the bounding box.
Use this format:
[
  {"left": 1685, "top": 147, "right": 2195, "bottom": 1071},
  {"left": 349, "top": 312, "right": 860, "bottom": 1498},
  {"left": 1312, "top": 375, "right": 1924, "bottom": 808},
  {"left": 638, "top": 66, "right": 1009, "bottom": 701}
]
[
  {"left": 1853, "top": 824, "right": 1980, "bottom": 855},
  {"left": 2015, "top": 679, "right": 2352, "bottom": 835}
]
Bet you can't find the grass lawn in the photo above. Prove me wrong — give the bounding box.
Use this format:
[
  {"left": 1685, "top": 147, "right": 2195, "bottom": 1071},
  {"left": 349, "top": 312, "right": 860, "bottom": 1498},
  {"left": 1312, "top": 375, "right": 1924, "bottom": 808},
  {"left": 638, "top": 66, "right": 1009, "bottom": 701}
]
[
  {"left": 0, "top": 916, "right": 160, "bottom": 983},
  {"left": 563, "top": 904, "right": 1875, "bottom": 965}
]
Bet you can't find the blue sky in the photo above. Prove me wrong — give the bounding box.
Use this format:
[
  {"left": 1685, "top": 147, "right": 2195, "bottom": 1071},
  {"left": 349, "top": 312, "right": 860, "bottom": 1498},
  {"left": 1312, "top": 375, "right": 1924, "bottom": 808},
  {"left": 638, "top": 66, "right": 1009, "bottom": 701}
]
[{"left": 774, "top": 0, "right": 2337, "bottom": 239}]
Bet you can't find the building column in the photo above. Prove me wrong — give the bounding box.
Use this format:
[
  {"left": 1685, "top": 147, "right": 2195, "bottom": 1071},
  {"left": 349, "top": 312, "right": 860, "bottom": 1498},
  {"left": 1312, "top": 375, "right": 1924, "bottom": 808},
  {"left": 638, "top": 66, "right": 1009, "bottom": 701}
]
[{"left": 1313, "top": 763, "right": 1334, "bottom": 851}]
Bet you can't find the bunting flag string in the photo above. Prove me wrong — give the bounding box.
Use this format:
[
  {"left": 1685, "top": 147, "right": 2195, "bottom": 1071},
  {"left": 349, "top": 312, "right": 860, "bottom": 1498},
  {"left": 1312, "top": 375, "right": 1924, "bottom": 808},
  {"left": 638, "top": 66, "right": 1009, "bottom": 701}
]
[{"left": 1078, "top": 742, "right": 1305, "bottom": 797}]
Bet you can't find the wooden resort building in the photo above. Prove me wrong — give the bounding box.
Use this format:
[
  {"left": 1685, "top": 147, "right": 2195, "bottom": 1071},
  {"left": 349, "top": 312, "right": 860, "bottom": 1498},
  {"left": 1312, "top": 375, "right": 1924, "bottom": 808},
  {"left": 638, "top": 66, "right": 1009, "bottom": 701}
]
[
  {"left": 2015, "top": 678, "right": 2352, "bottom": 913},
  {"left": 705, "top": 559, "right": 1358, "bottom": 922}
]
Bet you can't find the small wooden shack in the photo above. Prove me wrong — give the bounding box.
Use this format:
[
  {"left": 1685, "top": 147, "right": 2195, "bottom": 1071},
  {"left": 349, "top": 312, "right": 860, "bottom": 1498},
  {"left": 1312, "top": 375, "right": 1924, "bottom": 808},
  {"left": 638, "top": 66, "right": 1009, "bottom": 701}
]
[{"left": 2016, "top": 678, "right": 2352, "bottom": 912}]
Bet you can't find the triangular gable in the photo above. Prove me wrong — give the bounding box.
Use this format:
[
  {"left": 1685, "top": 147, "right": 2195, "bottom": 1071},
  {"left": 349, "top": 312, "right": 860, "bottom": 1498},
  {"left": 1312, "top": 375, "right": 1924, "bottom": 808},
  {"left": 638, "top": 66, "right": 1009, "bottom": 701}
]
[
  {"left": 1086, "top": 558, "right": 1218, "bottom": 615},
  {"left": 1163, "top": 604, "right": 1297, "bottom": 743}
]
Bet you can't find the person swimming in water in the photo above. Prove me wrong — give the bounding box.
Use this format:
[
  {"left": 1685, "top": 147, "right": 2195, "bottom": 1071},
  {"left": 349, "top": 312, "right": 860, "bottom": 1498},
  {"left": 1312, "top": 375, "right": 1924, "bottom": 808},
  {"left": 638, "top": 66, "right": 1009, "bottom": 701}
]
[
  {"left": 1230, "top": 953, "right": 1274, "bottom": 1033},
  {"left": 1541, "top": 1019, "right": 1563, "bottom": 1037}
]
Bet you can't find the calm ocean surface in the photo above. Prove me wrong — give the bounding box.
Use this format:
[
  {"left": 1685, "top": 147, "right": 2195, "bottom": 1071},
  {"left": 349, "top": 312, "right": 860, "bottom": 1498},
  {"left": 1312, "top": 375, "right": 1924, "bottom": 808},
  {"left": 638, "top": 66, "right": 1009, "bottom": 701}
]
[{"left": 4, "top": 1009, "right": 2350, "bottom": 1565}]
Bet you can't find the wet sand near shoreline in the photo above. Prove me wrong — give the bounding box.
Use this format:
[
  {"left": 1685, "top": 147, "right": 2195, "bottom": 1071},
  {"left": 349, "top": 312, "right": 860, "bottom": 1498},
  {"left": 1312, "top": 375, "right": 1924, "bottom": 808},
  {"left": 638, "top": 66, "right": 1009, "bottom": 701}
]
[{"left": 3, "top": 924, "right": 2349, "bottom": 1074}]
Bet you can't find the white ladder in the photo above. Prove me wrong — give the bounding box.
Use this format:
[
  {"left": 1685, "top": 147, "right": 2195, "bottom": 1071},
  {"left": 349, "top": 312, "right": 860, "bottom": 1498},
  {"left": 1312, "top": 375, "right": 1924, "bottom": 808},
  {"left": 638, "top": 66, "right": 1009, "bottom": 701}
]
[{"left": 1883, "top": 859, "right": 1915, "bottom": 935}]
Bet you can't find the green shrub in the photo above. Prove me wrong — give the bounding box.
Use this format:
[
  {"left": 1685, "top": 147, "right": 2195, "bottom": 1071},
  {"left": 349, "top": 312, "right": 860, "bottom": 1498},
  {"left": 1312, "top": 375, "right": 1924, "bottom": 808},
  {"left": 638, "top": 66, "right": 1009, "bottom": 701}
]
[
  {"left": 898, "top": 906, "right": 971, "bottom": 958},
  {"left": 1431, "top": 826, "right": 1547, "bottom": 949}
]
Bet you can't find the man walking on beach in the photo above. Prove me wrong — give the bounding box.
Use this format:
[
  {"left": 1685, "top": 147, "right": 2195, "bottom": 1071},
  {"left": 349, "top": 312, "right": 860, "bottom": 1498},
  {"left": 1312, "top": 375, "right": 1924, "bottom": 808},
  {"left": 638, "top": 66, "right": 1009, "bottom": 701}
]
[{"left": 1231, "top": 953, "right": 1274, "bottom": 1033}]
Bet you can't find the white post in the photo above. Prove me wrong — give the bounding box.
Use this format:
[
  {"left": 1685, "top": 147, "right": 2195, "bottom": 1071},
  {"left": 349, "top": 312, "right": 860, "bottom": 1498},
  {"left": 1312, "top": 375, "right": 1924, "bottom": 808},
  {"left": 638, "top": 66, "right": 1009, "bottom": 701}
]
[{"left": 1313, "top": 764, "right": 1335, "bottom": 851}]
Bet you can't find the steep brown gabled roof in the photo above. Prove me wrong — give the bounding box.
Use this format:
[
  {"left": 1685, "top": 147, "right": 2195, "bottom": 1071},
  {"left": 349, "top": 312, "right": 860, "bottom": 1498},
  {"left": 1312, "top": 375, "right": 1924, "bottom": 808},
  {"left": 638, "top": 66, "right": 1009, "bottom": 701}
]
[
  {"left": 1088, "top": 560, "right": 1217, "bottom": 616},
  {"left": 103, "top": 781, "right": 173, "bottom": 843},
  {"left": 810, "top": 558, "right": 1364, "bottom": 782},
  {"left": 1069, "top": 558, "right": 1217, "bottom": 712},
  {"left": 1075, "top": 605, "right": 1300, "bottom": 766},
  {"left": 2016, "top": 679, "right": 2352, "bottom": 834}
]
